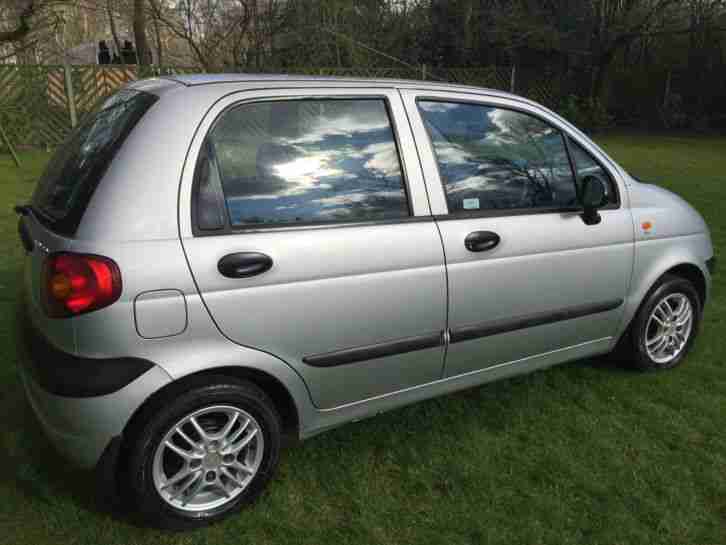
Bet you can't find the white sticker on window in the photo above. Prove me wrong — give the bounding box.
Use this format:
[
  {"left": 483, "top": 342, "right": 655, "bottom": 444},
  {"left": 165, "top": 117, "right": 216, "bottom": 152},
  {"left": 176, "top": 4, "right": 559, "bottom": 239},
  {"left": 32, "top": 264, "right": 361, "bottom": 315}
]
[{"left": 463, "top": 198, "right": 480, "bottom": 210}]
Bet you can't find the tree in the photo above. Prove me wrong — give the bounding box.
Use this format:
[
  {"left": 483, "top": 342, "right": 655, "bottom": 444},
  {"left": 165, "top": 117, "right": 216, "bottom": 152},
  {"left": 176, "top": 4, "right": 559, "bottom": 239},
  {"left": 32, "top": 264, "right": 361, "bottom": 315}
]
[
  {"left": 479, "top": 0, "right": 688, "bottom": 99},
  {"left": 587, "top": 0, "right": 682, "bottom": 101},
  {"left": 0, "top": 1, "right": 69, "bottom": 63},
  {"left": 0, "top": 1, "right": 35, "bottom": 44},
  {"left": 148, "top": 0, "right": 258, "bottom": 70},
  {"left": 133, "top": 0, "right": 149, "bottom": 64}
]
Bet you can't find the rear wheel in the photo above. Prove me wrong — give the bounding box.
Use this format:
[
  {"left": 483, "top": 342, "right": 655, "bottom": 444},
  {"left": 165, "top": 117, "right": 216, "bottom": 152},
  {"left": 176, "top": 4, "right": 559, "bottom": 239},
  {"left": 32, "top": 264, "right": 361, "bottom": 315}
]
[
  {"left": 124, "top": 377, "right": 281, "bottom": 529},
  {"left": 624, "top": 274, "right": 701, "bottom": 371}
]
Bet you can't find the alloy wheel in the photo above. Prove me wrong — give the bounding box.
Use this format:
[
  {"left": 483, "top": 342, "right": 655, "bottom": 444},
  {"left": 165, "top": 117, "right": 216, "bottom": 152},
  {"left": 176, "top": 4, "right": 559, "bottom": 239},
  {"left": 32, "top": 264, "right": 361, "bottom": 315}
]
[
  {"left": 152, "top": 405, "right": 264, "bottom": 512},
  {"left": 644, "top": 292, "right": 694, "bottom": 365}
]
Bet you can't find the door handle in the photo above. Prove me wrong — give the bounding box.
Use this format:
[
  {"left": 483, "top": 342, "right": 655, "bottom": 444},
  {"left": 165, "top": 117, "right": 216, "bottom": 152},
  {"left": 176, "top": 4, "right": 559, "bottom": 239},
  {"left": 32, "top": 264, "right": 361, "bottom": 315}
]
[
  {"left": 464, "top": 231, "right": 500, "bottom": 253},
  {"left": 218, "top": 252, "right": 273, "bottom": 278}
]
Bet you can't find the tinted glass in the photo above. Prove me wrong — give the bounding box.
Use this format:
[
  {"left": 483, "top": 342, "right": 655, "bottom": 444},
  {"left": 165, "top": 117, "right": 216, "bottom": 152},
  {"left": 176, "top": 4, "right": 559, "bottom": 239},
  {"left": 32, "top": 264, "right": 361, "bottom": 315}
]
[
  {"left": 201, "top": 99, "right": 409, "bottom": 227},
  {"left": 418, "top": 101, "right": 578, "bottom": 213},
  {"left": 568, "top": 138, "right": 615, "bottom": 205},
  {"left": 32, "top": 88, "right": 158, "bottom": 235}
]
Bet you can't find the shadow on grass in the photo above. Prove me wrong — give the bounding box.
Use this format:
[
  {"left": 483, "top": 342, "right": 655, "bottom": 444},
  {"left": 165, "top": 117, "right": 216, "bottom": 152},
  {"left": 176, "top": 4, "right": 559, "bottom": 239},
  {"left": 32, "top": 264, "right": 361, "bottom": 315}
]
[
  {"left": 0, "top": 378, "right": 139, "bottom": 525},
  {"left": 578, "top": 353, "right": 638, "bottom": 373},
  {"left": 0, "top": 273, "right": 135, "bottom": 524},
  {"left": 0, "top": 389, "right": 93, "bottom": 505}
]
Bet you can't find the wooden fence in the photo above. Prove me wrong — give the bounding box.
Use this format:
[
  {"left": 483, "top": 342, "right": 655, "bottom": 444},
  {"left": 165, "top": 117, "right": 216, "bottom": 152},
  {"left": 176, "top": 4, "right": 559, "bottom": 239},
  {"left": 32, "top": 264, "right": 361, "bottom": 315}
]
[{"left": 0, "top": 64, "right": 560, "bottom": 148}]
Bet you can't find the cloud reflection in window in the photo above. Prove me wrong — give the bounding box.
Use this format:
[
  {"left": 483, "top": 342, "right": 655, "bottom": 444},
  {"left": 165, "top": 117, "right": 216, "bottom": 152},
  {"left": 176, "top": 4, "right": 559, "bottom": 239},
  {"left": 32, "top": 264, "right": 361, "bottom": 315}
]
[
  {"left": 419, "top": 101, "right": 578, "bottom": 211},
  {"left": 208, "top": 99, "right": 408, "bottom": 225}
]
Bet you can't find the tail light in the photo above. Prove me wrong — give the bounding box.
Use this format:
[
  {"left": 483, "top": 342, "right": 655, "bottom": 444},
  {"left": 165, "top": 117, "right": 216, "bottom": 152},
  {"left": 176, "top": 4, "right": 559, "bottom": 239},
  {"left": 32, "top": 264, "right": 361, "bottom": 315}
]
[{"left": 42, "top": 253, "right": 122, "bottom": 317}]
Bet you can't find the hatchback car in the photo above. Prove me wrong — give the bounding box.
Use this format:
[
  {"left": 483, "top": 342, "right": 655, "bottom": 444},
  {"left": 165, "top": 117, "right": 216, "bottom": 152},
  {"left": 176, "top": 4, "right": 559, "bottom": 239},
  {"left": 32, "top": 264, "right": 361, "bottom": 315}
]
[{"left": 16, "top": 74, "right": 715, "bottom": 529}]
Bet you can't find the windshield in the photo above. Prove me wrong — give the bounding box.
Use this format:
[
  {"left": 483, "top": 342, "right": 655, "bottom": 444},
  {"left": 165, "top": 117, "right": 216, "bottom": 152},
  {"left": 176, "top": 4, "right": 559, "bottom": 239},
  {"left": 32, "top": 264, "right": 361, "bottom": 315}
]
[{"left": 32, "top": 88, "right": 158, "bottom": 235}]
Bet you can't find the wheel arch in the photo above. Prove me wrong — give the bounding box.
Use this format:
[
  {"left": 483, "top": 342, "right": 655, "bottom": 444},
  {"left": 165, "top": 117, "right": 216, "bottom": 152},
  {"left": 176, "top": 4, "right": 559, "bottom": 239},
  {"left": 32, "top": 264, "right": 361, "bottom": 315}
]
[
  {"left": 108, "top": 362, "right": 307, "bottom": 509},
  {"left": 617, "top": 248, "right": 709, "bottom": 344},
  {"left": 121, "top": 366, "right": 302, "bottom": 447},
  {"left": 666, "top": 263, "right": 707, "bottom": 306}
]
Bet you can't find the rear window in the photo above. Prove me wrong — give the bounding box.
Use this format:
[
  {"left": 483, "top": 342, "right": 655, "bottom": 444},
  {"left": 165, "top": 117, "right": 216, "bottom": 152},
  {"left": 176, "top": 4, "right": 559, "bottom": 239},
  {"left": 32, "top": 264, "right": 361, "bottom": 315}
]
[{"left": 32, "top": 88, "right": 158, "bottom": 235}]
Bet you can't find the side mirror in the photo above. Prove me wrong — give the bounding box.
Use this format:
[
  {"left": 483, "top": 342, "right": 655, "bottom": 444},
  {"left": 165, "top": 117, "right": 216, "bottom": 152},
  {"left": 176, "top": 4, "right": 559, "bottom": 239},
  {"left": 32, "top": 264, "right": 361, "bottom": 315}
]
[{"left": 580, "top": 176, "right": 608, "bottom": 225}]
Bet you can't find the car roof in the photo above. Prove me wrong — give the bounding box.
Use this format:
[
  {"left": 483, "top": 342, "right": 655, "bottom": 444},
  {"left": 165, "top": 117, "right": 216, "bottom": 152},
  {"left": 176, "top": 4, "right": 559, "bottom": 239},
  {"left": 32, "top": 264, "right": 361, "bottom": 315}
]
[{"left": 158, "top": 72, "right": 522, "bottom": 100}]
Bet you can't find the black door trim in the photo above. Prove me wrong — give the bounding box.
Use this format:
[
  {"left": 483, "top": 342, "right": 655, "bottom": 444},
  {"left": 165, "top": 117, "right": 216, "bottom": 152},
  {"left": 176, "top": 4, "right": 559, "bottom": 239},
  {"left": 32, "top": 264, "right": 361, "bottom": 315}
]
[
  {"left": 303, "top": 331, "right": 443, "bottom": 368},
  {"left": 449, "top": 299, "right": 624, "bottom": 344},
  {"left": 303, "top": 300, "right": 623, "bottom": 368}
]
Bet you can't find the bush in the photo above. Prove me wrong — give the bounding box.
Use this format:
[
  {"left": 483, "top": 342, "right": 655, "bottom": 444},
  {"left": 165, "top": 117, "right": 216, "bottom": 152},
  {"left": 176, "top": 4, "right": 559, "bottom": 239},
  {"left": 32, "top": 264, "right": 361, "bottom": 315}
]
[
  {"left": 558, "top": 94, "right": 613, "bottom": 131},
  {"left": 658, "top": 92, "right": 688, "bottom": 129}
]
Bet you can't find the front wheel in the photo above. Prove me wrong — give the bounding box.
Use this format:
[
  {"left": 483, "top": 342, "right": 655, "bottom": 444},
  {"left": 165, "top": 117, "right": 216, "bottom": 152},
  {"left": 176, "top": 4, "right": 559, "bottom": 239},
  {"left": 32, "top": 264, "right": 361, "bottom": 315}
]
[
  {"left": 124, "top": 377, "right": 281, "bottom": 529},
  {"left": 625, "top": 274, "right": 701, "bottom": 371}
]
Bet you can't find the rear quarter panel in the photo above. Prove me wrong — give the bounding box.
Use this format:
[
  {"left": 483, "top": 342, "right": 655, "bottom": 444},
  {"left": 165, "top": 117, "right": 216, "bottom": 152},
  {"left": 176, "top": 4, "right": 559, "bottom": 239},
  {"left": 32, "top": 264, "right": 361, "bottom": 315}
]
[
  {"left": 75, "top": 84, "right": 229, "bottom": 242},
  {"left": 63, "top": 83, "right": 319, "bottom": 435}
]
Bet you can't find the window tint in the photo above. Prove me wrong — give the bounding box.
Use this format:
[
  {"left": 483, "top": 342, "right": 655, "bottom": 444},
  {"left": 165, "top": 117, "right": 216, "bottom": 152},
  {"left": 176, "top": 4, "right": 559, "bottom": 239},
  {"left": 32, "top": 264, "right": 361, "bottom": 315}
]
[
  {"left": 198, "top": 99, "right": 409, "bottom": 228},
  {"left": 32, "top": 89, "right": 158, "bottom": 235},
  {"left": 568, "top": 138, "right": 616, "bottom": 205},
  {"left": 418, "top": 101, "right": 578, "bottom": 213}
]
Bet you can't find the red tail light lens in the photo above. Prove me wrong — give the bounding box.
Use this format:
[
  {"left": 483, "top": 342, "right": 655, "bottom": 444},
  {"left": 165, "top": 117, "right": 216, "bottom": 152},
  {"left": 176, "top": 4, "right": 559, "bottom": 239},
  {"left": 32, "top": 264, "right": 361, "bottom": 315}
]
[{"left": 42, "top": 253, "right": 122, "bottom": 317}]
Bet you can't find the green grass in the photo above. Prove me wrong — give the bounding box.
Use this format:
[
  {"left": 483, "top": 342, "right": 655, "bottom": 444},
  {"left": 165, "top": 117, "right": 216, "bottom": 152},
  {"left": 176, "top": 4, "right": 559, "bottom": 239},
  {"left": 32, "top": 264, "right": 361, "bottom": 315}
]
[{"left": 0, "top": 133, "right": 725, "bottom": 544}]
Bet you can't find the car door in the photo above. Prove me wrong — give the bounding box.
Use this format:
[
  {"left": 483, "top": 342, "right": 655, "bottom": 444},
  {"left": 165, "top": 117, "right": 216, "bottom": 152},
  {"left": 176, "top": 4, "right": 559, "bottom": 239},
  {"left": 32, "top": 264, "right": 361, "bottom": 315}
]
[
  {"left": 180, "top": 88, "right": 447, "bottom": 409},
  {"left": 400, "top": 89, "right": 634, "bottom": 377}
]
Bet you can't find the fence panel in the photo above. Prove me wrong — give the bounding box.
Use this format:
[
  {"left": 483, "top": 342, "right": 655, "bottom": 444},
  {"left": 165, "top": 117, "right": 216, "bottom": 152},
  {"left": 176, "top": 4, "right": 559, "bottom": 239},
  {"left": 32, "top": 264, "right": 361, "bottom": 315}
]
[
  {"left": 72, "top": 66, "right": 139, "bottom": 118},
  {"left": 0, "top": 65, "right": 73, "bottom": 147}
]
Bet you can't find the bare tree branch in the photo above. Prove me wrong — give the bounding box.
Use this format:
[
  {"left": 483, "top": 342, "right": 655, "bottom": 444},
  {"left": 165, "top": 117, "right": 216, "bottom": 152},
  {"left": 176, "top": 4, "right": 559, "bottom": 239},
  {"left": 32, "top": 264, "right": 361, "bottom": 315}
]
[{"left": 0, "top": 2, "right": 35, "bottom": 44}]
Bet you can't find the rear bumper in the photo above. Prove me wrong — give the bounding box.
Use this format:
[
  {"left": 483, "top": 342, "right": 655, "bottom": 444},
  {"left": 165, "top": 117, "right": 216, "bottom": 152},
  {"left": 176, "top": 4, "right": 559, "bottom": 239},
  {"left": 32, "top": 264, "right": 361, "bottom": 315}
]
[
  {"left": 18, "top": 311, "right": 172, "bottom": 469},
  {"left": 19, "top": 363, "right": 170, "bottom": 468}
]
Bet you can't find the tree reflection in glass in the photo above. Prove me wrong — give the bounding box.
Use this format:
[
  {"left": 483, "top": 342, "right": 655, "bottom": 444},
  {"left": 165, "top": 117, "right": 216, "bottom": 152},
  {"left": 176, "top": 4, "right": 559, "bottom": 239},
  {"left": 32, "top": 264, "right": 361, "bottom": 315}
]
[
  {"left": 207, "top": 99, "right": 409, "bottom": 225},
  {"left": 419, "top": 101, "right": 578, "bottom": 212}
]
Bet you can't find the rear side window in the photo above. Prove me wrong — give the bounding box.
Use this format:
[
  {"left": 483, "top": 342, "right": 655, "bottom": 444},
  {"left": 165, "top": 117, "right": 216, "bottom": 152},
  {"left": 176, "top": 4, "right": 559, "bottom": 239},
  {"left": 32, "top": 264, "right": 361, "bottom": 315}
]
[
  {"left": 195, "top": 98, "right": 409, "bottom": 230},
  {"left": 418, "top": 101, "right": 579, "bottom": 214},
  {"left": 32, "top": 88, "right": 158, "bottom": 235}
]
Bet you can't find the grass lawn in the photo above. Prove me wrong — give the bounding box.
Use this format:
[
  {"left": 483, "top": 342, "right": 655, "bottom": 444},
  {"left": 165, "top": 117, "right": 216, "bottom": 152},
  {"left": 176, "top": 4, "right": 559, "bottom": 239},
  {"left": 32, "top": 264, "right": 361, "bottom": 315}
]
[{"left": 0, "top": 133, "right": 724, "bottom": 545}]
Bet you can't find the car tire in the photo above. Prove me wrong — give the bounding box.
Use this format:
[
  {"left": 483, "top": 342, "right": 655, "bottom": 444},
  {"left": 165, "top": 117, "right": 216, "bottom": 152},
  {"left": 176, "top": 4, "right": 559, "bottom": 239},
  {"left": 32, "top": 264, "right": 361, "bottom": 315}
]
[
  {"left": 623, "top": 274, "right": 701, "bottom": 371},
  {"left": 123, "top": 376, "right": 281, "bottom": 530}
]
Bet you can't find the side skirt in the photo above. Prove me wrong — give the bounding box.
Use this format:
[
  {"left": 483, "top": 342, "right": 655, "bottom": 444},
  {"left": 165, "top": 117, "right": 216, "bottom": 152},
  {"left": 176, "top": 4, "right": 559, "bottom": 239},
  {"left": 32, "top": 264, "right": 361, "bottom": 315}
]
[{"left": 301, "top": 337, "right": 613, "bottom": 439}]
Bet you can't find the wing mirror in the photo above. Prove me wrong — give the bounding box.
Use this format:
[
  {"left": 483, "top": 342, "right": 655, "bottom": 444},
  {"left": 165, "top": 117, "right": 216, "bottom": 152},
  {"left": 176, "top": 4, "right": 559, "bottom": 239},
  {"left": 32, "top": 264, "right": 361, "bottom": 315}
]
[{"left": 580, "top": 176, "right": 608, "bottom": 225}]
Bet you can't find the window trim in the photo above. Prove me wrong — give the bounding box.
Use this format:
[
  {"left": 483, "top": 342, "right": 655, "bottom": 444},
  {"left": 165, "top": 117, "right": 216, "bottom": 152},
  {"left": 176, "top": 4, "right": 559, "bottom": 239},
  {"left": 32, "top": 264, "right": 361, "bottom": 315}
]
[
  {"left": 191, "top": 95, "right": 417, "bottom": 237},
  {"left": 565, "top": 134, "right": 619, "bottom": 207},
  {"left": 414, "top": 97, "right": 621, "bottom": 219},
  {"left": 561, "top": 131, "right": 581, "bottom": 201}
]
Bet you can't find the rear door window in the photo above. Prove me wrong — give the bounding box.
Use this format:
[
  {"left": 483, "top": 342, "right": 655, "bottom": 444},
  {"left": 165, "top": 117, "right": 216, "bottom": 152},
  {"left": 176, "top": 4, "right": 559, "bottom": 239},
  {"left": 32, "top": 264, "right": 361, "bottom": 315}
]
[
  {"left": 195, "top": 98, "right": 410, "bottom": 230},
  {"left": 32, "top": 88, "right": 158, "bottom": 235}
]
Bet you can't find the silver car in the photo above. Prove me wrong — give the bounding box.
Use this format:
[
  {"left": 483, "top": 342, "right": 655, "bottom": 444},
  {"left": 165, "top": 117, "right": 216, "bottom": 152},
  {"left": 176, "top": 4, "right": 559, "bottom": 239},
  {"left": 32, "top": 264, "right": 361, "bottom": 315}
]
[{"left": 16, "top": 75, "right": 715, "bottom": 529}]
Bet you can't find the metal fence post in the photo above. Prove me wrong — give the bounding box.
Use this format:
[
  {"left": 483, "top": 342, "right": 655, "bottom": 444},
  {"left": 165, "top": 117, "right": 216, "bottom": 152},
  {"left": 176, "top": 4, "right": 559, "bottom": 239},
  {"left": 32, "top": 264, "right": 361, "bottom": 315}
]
[
  {"left": 663, "top": 70, "right": 672, "bottom": 109},
  {"left": 421, "top": 63, "right": 427, "bottom": 80},
  {"left": 63, "top": 62, "right": 78, "bottom": 128},
  {"left": 510, "top": 64, "right": 516, "bottom": 94}
]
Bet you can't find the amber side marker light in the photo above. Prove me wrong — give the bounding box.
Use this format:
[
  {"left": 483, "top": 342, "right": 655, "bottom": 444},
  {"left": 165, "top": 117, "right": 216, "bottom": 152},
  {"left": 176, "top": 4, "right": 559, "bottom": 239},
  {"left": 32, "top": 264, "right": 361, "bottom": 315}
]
[{"left": 42, "top": 253, "right": 122, "bottom": 318}]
